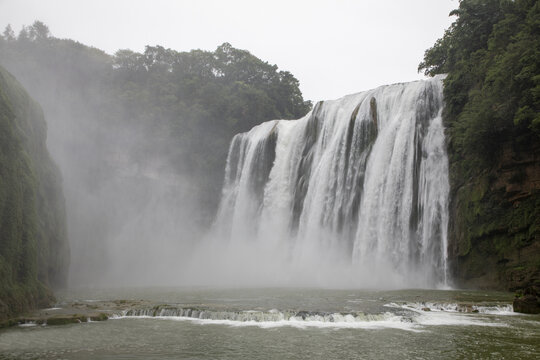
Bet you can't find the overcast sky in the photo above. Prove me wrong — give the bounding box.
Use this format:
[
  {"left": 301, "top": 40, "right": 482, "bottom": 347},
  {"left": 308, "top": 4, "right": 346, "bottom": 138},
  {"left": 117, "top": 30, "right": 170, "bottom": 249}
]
[{"left": 0, "top": 0, "right": 457, "bottom": 102}]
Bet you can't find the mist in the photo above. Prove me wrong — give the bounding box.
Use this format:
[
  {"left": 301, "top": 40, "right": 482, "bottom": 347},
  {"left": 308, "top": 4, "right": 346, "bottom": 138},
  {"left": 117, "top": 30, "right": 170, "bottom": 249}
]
[
  {"left": 0, "top": 25, "right": 450, "bottom": 289},
  {"left": 1, "top": 2, "right": 537, "bottom": 358},
  {"left": 184, "top": 76, "right": 450, "bottom": 289},
  {"left": 0, "top": 0, "right": 460, "bottom": 290},
  {"left": 13, "top": 57, "right": 204, "bottom": 288},
  {"left": 0, "top": 26, "right": 314, "bottom": 288},
  {"left": 0, "top": 17, "right": 454, "bottom": 292}
]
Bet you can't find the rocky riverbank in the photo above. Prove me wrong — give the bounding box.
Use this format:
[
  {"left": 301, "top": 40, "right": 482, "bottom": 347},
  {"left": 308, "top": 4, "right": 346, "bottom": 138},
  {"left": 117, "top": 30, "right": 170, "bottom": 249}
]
[{"left": 0, "top": 299, "right": 149, "bottom": 328}]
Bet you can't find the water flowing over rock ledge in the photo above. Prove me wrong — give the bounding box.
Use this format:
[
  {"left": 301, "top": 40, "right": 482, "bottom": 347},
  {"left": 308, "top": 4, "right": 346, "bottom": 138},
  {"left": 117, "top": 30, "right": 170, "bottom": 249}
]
[
  {"left": 4, "top": 296, "right": 529, "bottom": 329},
  {"left": 208, "top": 76, "right": 449, "bottom": 288}
]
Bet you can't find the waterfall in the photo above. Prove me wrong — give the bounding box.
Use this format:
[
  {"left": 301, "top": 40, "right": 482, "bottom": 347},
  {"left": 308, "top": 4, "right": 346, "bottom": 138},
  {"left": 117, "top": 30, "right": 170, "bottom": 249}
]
[{"left": 210, "top": 75, "right": 449, "bottom": 288}]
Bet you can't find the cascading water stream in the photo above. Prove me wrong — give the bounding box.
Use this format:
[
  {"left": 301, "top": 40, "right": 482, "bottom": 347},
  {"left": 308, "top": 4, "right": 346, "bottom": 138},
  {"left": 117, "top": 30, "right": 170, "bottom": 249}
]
[{"left": 208, "top": 75, "right": 449, "bottom": 288}]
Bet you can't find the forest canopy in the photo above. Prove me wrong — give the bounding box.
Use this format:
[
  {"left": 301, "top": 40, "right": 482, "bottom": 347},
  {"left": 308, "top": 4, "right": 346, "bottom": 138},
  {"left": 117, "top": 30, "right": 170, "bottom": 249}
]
[
  {"left": 0, "top": 21, "right": 312, "bottom": 218},
  {"left": 419, "top": 0, "right": 540, "bottom": 173}
]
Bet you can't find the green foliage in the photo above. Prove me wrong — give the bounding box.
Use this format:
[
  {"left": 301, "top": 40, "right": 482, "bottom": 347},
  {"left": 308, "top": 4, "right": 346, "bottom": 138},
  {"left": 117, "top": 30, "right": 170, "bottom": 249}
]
[
  {"left": 0, "top": 65, "right": 68, "bottom": 321},
  {"left": 420, "top": 0, "right": 540, "bottom": 174},
  {"left": 2, "top": 25, "right": 14, "bottom": 42},
  {"left": 0, "top": 28, "right": 312, "bottom": 217}
]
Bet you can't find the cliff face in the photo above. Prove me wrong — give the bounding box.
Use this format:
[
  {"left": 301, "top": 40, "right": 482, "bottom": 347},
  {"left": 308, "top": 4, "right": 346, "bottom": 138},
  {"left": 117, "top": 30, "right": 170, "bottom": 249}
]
[
  {"left": 417, "top": 0, "right": 540, "bottom": 292},
  {"left": 0, "top": 65, "right": 69, "bottom": 322},
  {"left": 448, "top": 138, "right": 540, "bottom": 291}
]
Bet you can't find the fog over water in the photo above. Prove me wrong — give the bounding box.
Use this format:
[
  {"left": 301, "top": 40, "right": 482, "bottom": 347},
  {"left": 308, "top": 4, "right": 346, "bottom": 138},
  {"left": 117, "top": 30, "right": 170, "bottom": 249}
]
[
  {"left": 2, "top": 4, "right": 540, "bottom": 360},
  {"left": 186, "top": 76, "right": 449, "bottom": 289},
  {"left": 2, "top": 55, "right": 450, "bottom": 289},
  {"left": 0, "top": 2, "right": 459, "bottom": 289},
  {"left": 44, "top": 90, "right": 202, "bottom": 287}
]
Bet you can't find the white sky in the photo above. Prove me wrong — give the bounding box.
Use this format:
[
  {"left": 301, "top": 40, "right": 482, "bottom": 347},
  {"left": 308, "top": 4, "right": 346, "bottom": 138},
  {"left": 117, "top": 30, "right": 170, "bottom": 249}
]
[{"left": 0, "top": 0, "right": 457, "bottom": 102}]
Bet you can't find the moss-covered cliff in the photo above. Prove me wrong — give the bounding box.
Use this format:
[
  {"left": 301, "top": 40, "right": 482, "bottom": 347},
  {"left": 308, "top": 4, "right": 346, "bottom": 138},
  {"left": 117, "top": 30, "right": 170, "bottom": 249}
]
[
  {"left": 0, "top": 65, "right": 69, "bottom": 322},
  {"left": 448, "top": 140, "right": 539, "bottom": 290},
  {"left": 420, "top": 0, "right": 540, "bottom": 290}
]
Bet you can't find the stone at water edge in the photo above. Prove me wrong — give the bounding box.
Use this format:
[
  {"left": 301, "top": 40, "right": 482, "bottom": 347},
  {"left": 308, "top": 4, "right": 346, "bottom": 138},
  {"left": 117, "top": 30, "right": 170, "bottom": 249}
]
[{"left": 513, "top": 286, "right": 540, "bottom": 314}]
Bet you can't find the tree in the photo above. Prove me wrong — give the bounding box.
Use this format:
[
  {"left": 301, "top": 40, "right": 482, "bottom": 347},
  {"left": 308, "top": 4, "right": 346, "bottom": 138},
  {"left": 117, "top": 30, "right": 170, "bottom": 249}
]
[
  {"left": 419, "top": 0, "right": 540, "bottom": 167},
  {"left": 113, "top": 49, "right": 143, "bottom": 71},
  {"left": 0, "top": 22, "right": 312, "bottom": 220},
  {"left": 17, "top": 26, "right": 29, "bottom": 41},
  {"left": 2, "top": 24, "right": 15, "bottom": 41},
  {"left": 28, "top": 20, "right": 50, "bottom": 40}
]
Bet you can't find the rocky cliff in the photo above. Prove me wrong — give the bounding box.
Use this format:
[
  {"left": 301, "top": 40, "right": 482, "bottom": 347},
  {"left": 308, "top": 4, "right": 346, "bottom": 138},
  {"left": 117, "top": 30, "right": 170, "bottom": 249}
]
[
  {"left": 0, "top": 65, "right": 69, "bottom": 323},
  {"left": 448, "top": 138, "right": 540, "bottom": 291}
]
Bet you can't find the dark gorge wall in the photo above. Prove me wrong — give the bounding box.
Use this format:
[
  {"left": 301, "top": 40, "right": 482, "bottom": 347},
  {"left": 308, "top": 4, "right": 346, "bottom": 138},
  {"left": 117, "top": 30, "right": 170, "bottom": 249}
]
[
  {"left": 0, "top": 65, "right": 69, "bottom": 323},
  {"left": 448, "top": 139, "right": 540, "bottom": 291}
]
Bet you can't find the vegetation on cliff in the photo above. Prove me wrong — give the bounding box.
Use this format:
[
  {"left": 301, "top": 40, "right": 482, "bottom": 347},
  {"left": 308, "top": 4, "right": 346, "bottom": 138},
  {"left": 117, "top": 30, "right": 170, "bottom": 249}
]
[
  {"left": 0, "top": 65, "right": 69, "bottom": 322},
  {"left": 420, "top": 0, "right": 540, "bottom": 290}
]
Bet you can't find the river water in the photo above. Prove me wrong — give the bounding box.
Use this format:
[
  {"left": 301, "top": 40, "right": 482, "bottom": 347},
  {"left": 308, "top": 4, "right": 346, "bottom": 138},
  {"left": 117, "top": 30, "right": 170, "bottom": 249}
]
[{"left": 0, "top": 287, "right": 538, "bottom": 359}]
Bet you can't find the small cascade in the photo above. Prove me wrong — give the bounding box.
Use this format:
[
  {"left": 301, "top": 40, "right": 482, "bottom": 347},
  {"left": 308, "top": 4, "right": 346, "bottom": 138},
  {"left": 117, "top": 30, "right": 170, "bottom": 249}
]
[
  {"left": 121, "top": 306, "right": 398, "bottom": 324},
  {"left": 114, "top": 301, "right": 515, "bottom": 329},
  {"left": 211, "top": 75, "right": 449, "bottom": 288}
]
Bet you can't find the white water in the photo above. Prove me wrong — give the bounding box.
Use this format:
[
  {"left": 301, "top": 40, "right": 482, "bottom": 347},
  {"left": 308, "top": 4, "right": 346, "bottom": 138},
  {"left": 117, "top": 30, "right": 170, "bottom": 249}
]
[
  {"left": 193, "top": 75, "right": 449, "bottom": 288},
  {"left": 113, "top": 313, "right": 420, "bottom": 332},
  {"left": 112, "top": 302, "right": 513, "bottom": 331},
  {"left": 384, "top": 302, "right": 515, "bottom": 315}
]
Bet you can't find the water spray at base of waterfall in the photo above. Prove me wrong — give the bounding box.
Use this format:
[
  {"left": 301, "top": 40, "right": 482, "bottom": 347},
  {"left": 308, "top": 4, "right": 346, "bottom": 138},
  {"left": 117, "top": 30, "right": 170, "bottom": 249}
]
[{"left": 183, "top": 75, "right": 450, "bottom": 289}]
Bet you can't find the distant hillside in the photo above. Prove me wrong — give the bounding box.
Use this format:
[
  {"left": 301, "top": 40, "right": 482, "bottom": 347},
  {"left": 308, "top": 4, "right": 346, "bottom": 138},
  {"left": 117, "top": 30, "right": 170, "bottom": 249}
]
[{"left": 0, "top": 65, "right": 69, "bottom": 322}]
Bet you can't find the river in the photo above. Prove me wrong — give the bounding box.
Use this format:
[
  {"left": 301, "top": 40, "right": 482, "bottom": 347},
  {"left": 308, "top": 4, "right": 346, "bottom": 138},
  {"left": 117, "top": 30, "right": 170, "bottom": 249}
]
[{"left": 1, "top": 287, "right": 538, "bottom": 359}]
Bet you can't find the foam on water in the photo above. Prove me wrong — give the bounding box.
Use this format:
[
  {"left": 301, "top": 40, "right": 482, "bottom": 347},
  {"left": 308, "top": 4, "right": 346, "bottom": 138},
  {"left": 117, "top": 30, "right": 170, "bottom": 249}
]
[
  {"left": 385, "top": 302, "right": 515, "bottom": 315},
  {"left": 473, "top": 305, "right": 515, "bottom": 315},
  {"left": 18, "top": 322, "right": 38, "bottom": 327},
  {"left": 109, "top": 300, "right": 518, "bottom": 332},
  {"left": 414, "top": 313, "right": 509, "bottom": 327},
  {"left": 112, "top": 312, "right": 420, "bottom": 332}
]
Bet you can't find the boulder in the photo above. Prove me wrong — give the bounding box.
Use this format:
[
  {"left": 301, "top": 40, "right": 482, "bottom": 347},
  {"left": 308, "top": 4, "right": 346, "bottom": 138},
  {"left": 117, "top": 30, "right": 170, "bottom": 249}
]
[{"left": 513, "top": 286, "right": 540, "bottom": 314}]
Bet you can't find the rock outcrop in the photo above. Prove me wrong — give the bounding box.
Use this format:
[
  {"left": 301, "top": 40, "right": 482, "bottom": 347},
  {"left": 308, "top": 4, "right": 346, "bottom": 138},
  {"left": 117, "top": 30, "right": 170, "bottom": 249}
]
[
  {"left": 513, "top": 286, "right": 540, "bottom": 314},
  {"left": 448, "top": 139, "right": 540, "bottom": 291}
]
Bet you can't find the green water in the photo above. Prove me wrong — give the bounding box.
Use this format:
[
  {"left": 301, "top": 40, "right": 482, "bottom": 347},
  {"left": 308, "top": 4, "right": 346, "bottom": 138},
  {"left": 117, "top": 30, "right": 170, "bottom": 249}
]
[{"left": 1, "top": 288, "right": 539, "bottom": 359}]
